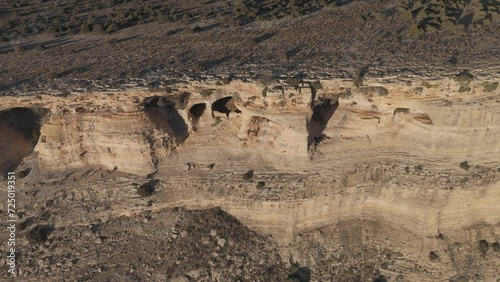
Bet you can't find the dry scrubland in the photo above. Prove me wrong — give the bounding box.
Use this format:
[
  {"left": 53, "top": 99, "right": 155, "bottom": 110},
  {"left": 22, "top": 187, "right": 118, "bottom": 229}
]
[{"left": 1, "top": 0, "right": 500, "bottom": 282}]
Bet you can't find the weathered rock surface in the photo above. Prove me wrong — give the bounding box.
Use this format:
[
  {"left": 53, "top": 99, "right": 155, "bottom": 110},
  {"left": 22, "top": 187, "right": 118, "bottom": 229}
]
[{"left": 1, "top": 75, "right": 499, "bottom": 281}]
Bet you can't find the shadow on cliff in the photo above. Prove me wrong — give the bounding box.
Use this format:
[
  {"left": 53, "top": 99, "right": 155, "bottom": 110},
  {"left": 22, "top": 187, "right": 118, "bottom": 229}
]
[
  {"left": 0, "top": 107, "right": 51, "bottom": 176},
  {"left": 188, "top": 103, "right": 207, "bottom": 131},
  {"left": 211, "top": 96, "right": 241, "bottom": 117},
  {"left": 307, "top": 99, "right": 339, "bottom": 150}
]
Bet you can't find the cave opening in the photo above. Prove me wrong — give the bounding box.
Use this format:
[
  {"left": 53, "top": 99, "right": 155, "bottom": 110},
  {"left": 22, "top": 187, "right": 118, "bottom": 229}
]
[
  {"left": 307, "top": 99, "right": 339, "bottom": 151},
  {"left": 188, "top": 103, "right": 207, "bottom": 131},
  {"left": 211, "top": 96, "right": 241, "bottom": 117},
  {"left": 143, "top": 96, "right": 189, "bottom": 145},
  {"left": 0, "top": 107, "right": 51, "bottom": 176}
]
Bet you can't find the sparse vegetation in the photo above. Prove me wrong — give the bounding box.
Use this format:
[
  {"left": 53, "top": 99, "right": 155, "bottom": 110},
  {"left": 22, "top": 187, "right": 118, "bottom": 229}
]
[
  {"left": 27, "top": 225, "right": 52, "bottom": 244},
  {"left": 478, "top": 239, "right": 489, "bottom": 254},
  {"left": 14, "top": 44, "right": 26, "bottom": 54},
  {"left": 310, "top": 80, "right": 322, "bottom": 90},
  {"left": 213, "top": 116, "right": 223, "bottom": 125},
  {"left": 221, "top": 77, "right": 232, "bottom": 85},
  {"left": 286, "top": 78, "right": 301, "bottom": 88},
  {"left": 200, "top": 89, "right": 214, "bottom": 97},
  {"left": 137, "top": 179, "right": 158, "bottom": 197},
  {"left": 257, "top": 181, "right": 266, "bottom": 189},
  {"left": 429, "top": 251, "right": 439, "bottom": 261},
  {"left": 261, "top": 86, "right": 268, "bottom": 97},
  {"left": 288, "top": 261, "right": 311, "bottom": 282},
  {"left": 481, "top": 81, "right": 499, "bottom": 92},
  {"left": 460, "top": 161, "right": 471, "bottom": 170},
  {"left": 421, "top": 81, "right": 439, "bottom": 88},
  {"left": 458, "top": 85, "right": 471, "bottom": 92},
  {"left": 492, "top": 242, "right": 500, "bottom": 252}
]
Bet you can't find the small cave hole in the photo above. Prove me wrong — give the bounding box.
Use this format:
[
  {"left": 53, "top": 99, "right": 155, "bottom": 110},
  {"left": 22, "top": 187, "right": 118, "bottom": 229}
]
[
  {"left": 188, "top": 103, "right": 207, "bottom": 131},
  {"left": 0, "top": 107, "right": 51, "bottom": 176},
  {"left": 211, "top": 96, "right": 240, "bottom": 117},
  {"left": 143, "top": 96, "right": 189, "bottom": 145}
]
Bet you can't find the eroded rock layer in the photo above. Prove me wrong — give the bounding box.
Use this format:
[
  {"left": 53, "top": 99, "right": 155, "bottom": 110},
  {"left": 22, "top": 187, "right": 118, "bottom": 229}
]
[{"left": 0, "top": 76, "right": 499, "bottom": 281}]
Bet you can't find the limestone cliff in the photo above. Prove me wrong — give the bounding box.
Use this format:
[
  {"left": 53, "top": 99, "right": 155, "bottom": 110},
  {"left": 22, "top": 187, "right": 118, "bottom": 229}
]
[{"left": 1, "top": 75, "right": 499, "bottom": 281}]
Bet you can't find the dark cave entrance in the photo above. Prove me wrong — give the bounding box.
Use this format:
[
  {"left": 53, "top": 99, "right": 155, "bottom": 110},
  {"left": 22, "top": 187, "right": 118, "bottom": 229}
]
[
  {"left": 0, "top": 107, "right": 51, "bottom": 176},
  {"left": 144, "top": 96, "right": 189, "bottom": 145},
  {"left": 188, "top": 103, "right": 207, "bottom": 131},
  {"left": 211, "top": 97, "right": 241, "bottom": 117},
  {"left": 307, "top": 99, "right": 339, "bottom": 150}
]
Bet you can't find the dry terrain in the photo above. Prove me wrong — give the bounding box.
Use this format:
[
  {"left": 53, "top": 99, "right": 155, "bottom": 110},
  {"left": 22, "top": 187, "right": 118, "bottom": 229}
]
[{"left": 1, "top": 0, "right": 500, "bottom": 282}]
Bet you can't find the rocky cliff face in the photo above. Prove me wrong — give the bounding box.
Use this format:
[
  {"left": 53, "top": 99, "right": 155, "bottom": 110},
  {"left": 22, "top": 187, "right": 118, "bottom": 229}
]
[{"left": 1, "top": 75, "right": 499, "bottom": 281}]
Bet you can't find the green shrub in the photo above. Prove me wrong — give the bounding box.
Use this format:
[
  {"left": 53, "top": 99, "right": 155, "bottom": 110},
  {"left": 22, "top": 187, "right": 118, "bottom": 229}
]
[
  {"left": 200, "top": 89, "right": 213, "bottom": 97},
  {"left": 458, "top": 85, "right": 471, "bottom": 92},
  {"left": 481, "top": 81, "right": 498, "bottom": 92},
  {"left": 257, "top": 181, "right": 266, "bottom": 189},
  {"left": 214, "top": 116, "right": 222, "bottom": 125},
  {"left": 421, "top": 81, "right": 439, "bottom": 88},
  {"left": 408, "top": 24, "right": 422, "bottom": 35},
  {"left": 261, "top": 86, "right": 268, "bottom": 97},
  {"left": 286, "top": 78, "right": 301, "bottom": 88}
]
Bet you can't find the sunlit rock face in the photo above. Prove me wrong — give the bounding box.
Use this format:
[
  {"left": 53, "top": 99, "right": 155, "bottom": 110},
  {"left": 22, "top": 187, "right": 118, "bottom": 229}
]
[{"left": 1, "top": 75, "right": 499, "bottom": 280}]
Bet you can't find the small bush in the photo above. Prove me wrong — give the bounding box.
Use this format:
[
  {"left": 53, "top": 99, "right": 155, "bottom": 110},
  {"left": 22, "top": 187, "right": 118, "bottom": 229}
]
[
  {"left": 93, "top": 24, "right": 104, "bottom": 34},
  {"left": 429, "top": 251, "right": 439, "bottom": 261},
  {"left": 27, "top": 225, "right": 53, "bottom": 244},
  {"left": 310, "top": 80, "right": 322, "bottom": 90},
  {"left": 481, "top": 81, "right": 498, "bottom": 92},
  {"left": 261, "top": 86, "right": 268, "bottom": 97},
  {"left": 200, "top": 89, "right": 213, "bottom": 97},
  {"left": 243, "top": 170, "right": 254, "bottom": 181},
  {"left": 137, "top": 179, "right": 158, "bottom": 197},
  {"left": 286, "top": 78, "right": 301, "bottom": 88},
  {"left": 458, "top": 85, "right": 471, "bottom": 92},
  {"left": 421, "top": 81, "right": 439, "bottom": 88},
  {"left": 80, "top": 23, "right": 91, "bottom": 33},
  {"left": 288, "top": 262, "right": 311, "bottom": 282},
  {"left": 408, "top": 24, "right": 422, "bottom": 35},
  {"left": 492, "top": 242, "right": 500, "bottom": 252},
  {"left": 213, "top": 116, "right": 222, "bottom": 125},
  {"left": 453, "top": 70, "right": 473, "bottom": 83},
  {"left": 14, "top": 44, "right": 26, "bottom": 54},
  {"left": 257, "top": 181, "right": 266, "bottom": 189},
  {"left": 459, "top": 161, "right": 471, "bottom": 170},
  {"left": 106, "top": 23, "right": 117, "bottom": 33},
  {"left": 478, "top": 239, "right": 489, "bottom": 254},
  {"left": 36, "top": 43, "right": 46, "bottom": 51},
  {"left": 221, "top": 77, "right": 232, "bottom": 85}
]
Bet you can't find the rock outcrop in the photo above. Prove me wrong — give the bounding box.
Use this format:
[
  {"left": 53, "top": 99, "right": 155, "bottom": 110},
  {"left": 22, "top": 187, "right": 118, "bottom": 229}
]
[{"left": 1, "top": 75, "right": 499, "bottom": 281}]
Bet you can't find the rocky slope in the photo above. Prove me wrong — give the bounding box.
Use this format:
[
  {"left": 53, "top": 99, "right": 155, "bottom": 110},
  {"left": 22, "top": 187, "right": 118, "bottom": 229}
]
[{"left": 1, "top": 73, "right": 500, "bottom": 281}]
